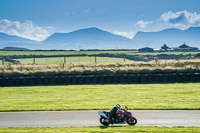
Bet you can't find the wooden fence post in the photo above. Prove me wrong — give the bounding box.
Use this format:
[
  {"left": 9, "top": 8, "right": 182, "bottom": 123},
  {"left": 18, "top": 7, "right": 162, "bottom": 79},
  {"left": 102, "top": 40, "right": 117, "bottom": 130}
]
[
  {"left": 64, "top": 57, "right": 66, "bottom": 63},
  {"left": 2, "top": 59, "right": 4, "bottom": 65},
  {"left": 33, "top": 57, "right": 35, "bottom": 64}
]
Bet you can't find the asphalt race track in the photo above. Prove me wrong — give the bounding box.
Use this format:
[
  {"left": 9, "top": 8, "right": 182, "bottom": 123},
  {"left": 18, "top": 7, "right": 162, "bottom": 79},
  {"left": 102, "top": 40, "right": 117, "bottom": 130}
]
[{"left": 0, "top": 110, "right": 200, "bottom": 127}]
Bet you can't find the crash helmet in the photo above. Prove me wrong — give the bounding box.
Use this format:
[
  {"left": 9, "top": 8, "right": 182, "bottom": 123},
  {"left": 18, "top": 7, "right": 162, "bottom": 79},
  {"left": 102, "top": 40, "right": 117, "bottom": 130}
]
[{"left": 115, "top": 104, "right": 121, "bottom": 110}]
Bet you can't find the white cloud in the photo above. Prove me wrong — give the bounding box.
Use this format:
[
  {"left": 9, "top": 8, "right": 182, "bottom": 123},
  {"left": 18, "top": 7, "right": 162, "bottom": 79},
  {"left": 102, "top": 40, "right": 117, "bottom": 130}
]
[
  {"left": 112, "top": 31, "right": 135, "bottom": 39},
  {"left": 135, "top": 20, "right": 152, "bottom": 28},
  {"left": 0, "top": 19, "right": 54, "bottom": 41},
  {"left": 160, "top": 10, "right": 200, "bottom": 29}
]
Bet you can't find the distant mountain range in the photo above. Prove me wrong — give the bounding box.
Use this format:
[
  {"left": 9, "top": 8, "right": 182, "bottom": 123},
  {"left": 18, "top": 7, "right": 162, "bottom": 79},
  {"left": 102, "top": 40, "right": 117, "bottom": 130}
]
[
  {"left": 133, "top": 27, "right": 200, "bottom": 49},
  {"left": 0, "top": 33, "right": 40, "bottom": 49},
  {"left": 43, "top": 27, "right": 132, "bottom": 50},
  {"left": 0, "top": 27, "right": 200, "bottom": 50}
]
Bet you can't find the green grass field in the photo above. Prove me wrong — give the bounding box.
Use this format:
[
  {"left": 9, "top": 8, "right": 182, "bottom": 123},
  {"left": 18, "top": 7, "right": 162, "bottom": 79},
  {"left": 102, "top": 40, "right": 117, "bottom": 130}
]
[
  {"left": 15, "top": 56, "right": 134, "bottom": 65},
  {"left": 0, "top": 50, "right": 199, "bottom": 56},
  {"left": 0, "top": 126, "right": 199, "bottom": 133},
  {"left": 0, "top": 50, "right": 137, "bottom": 56},
  {"left": 0, "top": 83, "right": 199, "bottom": 111}
]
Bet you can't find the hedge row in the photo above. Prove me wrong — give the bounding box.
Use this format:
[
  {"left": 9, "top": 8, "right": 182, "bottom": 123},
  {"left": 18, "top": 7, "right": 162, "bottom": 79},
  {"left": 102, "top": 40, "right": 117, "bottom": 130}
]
[{"left": 0, "top": 73, "right": 200, "bottom": 86}]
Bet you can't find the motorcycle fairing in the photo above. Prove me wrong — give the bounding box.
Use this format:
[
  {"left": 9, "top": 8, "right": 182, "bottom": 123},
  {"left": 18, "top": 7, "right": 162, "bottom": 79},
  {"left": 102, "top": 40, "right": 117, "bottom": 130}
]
[{"left": 98, "top": 111, "right": 109, "bottom": 118}]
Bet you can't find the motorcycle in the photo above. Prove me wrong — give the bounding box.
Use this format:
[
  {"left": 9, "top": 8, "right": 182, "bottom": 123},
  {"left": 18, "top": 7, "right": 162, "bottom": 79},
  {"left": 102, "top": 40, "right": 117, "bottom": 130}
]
[{"left": 98, "top": 106, "right": 137, "bottom": 126}]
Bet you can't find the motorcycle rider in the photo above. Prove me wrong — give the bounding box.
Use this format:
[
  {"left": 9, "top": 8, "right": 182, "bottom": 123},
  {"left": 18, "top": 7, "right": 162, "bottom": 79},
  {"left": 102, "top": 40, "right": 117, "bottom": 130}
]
[
  {"left": 98, "top": 105, "right": 137, "bottom": 126},
  {"left": 108, "top": 104, "right": 121, "bottom": 122}
]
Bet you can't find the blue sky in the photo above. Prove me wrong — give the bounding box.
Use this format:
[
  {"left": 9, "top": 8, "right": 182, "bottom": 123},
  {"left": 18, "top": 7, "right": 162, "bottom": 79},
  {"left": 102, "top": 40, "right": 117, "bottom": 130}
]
[{"left": 0, "top": 0, "right": 200, "bottom": 41}]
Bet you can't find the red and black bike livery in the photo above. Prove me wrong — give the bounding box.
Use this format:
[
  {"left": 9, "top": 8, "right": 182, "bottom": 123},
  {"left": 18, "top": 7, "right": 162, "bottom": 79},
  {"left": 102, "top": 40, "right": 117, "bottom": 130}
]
[{"left": 98, "top": 106, "right": 137, "bottom": 126}]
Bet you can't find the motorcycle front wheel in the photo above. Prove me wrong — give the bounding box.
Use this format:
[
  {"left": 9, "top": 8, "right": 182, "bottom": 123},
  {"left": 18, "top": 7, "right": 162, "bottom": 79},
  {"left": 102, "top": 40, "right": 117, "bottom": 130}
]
[
  {"left": 99, "top": 117, "right": 110, "bottom": 126},
  {"left": 127, "top": 117, "right": 137, "bottom": 125}
]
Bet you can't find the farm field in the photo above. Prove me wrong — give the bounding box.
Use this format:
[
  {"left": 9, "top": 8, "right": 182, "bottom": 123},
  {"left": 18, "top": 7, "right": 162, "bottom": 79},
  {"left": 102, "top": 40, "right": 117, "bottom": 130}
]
[
  {"left": 0, "top": 126, "right": 199, "bottom": 133},
  {"left": 0, "top": 50, "right": 137, "bottom": 56},
  {"left": 0, "top": 83, "right": 199, "bottom": 111},
  {"left": 0, "top": 50, "right": 199, "bottom": 56},
  {"left": 15, "top": 56, "right": 134, "bottom": 65}
]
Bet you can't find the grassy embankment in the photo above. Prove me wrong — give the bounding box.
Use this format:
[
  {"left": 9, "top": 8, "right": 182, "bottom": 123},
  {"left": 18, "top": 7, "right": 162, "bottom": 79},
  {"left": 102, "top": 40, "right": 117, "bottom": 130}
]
[
  {"left": 0, "top": 126, "right": 200, "bottom": 133},
  {"left": 0, "top": 59, "right": 200, "bottom": 76},
  {"left": 0, "top": 83, "right": 199, "bottom": 111}
]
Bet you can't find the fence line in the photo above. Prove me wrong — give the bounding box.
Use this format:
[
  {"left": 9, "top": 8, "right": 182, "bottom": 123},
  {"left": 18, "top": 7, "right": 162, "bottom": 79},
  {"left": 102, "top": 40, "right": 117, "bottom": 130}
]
[{"left": 0, "top": 53, "right": 193, "bottom": 65}]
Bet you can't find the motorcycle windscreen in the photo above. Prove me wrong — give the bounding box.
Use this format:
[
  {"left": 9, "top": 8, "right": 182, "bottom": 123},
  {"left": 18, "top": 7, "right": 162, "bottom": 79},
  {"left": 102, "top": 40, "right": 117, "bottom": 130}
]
[{"left": 98, "top": 111, "right": 108, "bottom": 118}]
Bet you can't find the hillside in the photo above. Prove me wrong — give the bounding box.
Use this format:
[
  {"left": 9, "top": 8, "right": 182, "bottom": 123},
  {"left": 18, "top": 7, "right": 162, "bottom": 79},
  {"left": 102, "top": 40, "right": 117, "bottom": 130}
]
[
  {"left": 2, "top": 46, "right": 30, "bottom": 51},
  {"left": 0, "top": 33, "right": 37, "bottom": 47},
  {"left": 43, "top": 27, "right": 133, "bottom": 50}
]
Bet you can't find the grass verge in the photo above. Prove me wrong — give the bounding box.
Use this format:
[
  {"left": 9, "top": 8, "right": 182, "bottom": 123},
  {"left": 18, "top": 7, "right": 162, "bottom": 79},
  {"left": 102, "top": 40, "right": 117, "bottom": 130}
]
[
  {"left": 0, "top": 126, "right": 200, "bottom": 133},
  {"left": 1, "top": 59, "right": 200, "bottom": 76},
  {"left": 0, "top": 83, "right": 200, "bottom": 111}
]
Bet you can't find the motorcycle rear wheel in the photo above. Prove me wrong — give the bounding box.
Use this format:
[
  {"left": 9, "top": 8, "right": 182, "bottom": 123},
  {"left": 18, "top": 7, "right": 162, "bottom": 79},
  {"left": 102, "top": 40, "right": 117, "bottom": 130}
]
[
  {"left": 100, "top": 117, "right": 110, "bottom": 126},
  {"left": 127, "top": 118, "right": 137, "bottom": 125}
]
